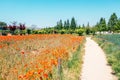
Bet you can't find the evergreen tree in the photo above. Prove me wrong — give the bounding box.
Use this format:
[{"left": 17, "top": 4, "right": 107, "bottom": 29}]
[
  {"left": 59, "top": 20, "right": 63, "bottom": 29},
  {"left": 82, "top": 24, "right": 85, "bottom": 29},
  {"left": 66, "top": 19, "right": 70, "bottom": 29},
  {"left": 86, "top": 22, "right": 91, "bottom": 35},
  {"left": 87, "top": 22, "right": 90, "bottom": 27},
  {"left": 99, "top": 17, "right": 107, "bottom": 31},
  {"left": 116, "top": 18, "right": 120, "bottom": 30},
  {"left": 56, "top": 20, "right": 63, "bottom": 30},
  {"left": 64, "top": 21, "right": 67, "bottom": 29},
  {"left": 78, "top": 25, "right": 81, "bottom": 29},
  {"left": 108, "top": 13, "right": 118, "bottom": 32},
  {"left": 95, "top": 22, "right": 100, "bottom": 31},
  {"left": 70, "top": 17, "right": 76, "bottom": 30}
]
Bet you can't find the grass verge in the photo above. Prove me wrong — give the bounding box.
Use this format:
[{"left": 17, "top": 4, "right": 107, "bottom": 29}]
[
  {"left": 92, "top": 35, "right": 120, "bottom": 80},
  {"left": 59, "top": 41, "right": 85, "bottom": 80}
]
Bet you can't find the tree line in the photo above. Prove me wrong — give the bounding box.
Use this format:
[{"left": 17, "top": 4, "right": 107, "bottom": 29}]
[
  {"left": 54, "top": 17, "right": 77, "bottom": 30},
  {"left": 94, "top": 13, "right": 120, "bottom": 33},
  {"left": 0, "top": 22, "right": 31, "bottom": 35},
  {"left": 1, "top": 13, "right": 120, "bottom": 36},
  {"left": 42, "top": 13, "right": 120, "bottom": 35}
]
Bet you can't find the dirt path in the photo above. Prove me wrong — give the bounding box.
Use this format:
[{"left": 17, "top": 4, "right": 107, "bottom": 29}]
[{"left": 80, "top": 37, "right": 117, "bottom": 80}]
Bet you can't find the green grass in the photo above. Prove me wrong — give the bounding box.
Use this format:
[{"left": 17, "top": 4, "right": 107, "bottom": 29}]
[
  {"left": 61, "top": 42, "right": 85, "bottom": 80},
  {"left": 93, "top": 34, "right": 120, "bottom": 79}
]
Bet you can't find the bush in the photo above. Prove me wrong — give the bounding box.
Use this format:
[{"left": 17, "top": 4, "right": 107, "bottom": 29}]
[
  {"left": 27, "top": 29, "right": 32, "bottom": 34},
  {"left": 20, "top": 30, "right": 26, "bottom": 35},
  {"left": 75, "top": 29, "right": 84, "bottom": 36},
  {"left": 59, "top": 29, "right": 66, "bottom": 34},
  {"left": 1, "top": 30, "right": 10, "bottom": 36}
]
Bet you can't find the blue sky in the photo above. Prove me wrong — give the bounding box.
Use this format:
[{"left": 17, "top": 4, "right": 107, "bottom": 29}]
[{"left": 0, "top": 0, "right": 120, "bottom": 28}]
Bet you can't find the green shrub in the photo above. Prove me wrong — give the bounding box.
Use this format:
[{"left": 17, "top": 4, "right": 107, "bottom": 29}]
[{"left": 75, "top": 29, "right": 84, "bottom": 36}]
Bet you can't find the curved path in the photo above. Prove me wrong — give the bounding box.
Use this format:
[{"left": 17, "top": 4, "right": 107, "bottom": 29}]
[{"left": 80, "top": 37, "right": 117, "bottom": 80}]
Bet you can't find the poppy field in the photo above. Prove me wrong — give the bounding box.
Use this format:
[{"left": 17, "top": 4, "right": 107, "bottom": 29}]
[{"left": 0, "top": 34, "right": 85, "bottom": 80}]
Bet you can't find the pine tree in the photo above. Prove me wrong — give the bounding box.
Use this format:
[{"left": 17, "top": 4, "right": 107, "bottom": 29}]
[
  {"left": 66, "top": 19, "right": 70, "bottom": 29},
  {"left": 56, "top": 20, "right": 63, "bottom": 30},
  {"left": 95, "top": 22, "right": 100, "bottom": 32},
  {"left": 86, "top": 22, "right": 91, "bottom": 35},
  {"left": 70, "top": 17, "right": 76, "bottom": 30},
  {"left": 99, "top": 17, "right": 107, "bottom": 31},
  {"left": 64, "top": 21, "right": 67, "bottom": 29},
  {"left": 82, "top": 24, "right": 85, "bottom": 29},
  {"left": 59, "top": 20, "right": 63, "bottom": 30},
  {"left": 116, "top": 18, "right": 120, "bottom": 30},
  {"left": 108, "top": 13, "right": 118, "bottom": 32}
]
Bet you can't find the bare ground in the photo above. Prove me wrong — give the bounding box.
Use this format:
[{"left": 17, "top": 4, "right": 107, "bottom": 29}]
[{"left": 80, "top": 37, "right": 118, "bottom": 80}]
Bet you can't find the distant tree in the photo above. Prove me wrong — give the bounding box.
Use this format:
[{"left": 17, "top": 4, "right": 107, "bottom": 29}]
[
  {"left": 91, "top": 26, "right": 96, "bottom": 36},
  {"left": 0, "top": 22, "right": 7, "bottom": 30},
  {"left": 99, "top": 18, "right": 107, "bottom": 31},
  {"left": 0, "top": 22, "right": 8, "bottom": 35},
  {"left": 116, "top": 18, "right": 120, "bottom": 30},
  {"left": 18, "top": 23, "right": 26, "bottom": 35},
  {"left": 108, "top": 13, "right": 118, "bottom": 32},
  {"left": 55, "top": 22, "right": 59, "bottom": 29},
  {"left": 59, "top": 20, "right": 63, "bottom": 29},
  {"left": 70, "top": 17, "right": 76, "bottom": 30},
  {"left": 19, "top": 23, "right": 26, "bottom": 30},
  {"left": 95, "top": 22, "right": 100, "bottom": 31},
  {"left": 64, "top": 21, "right": 67, "bottom": 29},
  {"left": 56, "top": 20, "right": 63, "bottom": 30},
  {"left": 82, "top": 24, "right": 85, "bottom": 29},
  {"left": 8, "top": 22, "right": 18, "bottom": 34},
  {"left": 8, "top": 25, "right": 17, "bottom": 34},
  {"left": 85, "top": 22, "right": 91, "bottom": 35},
  {"left": 78, "top": 25, "right": 81, "bottom": 29},
  {"left": 66, "top": 19, "right": 70, "bottom": 29}
]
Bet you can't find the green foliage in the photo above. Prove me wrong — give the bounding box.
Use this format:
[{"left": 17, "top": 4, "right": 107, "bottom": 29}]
[
  {"left": 75, "top": 29, "right": 84, "bottom": 36},
  {"left": 95, "top": 18, "right": 107, "bottom": 32},
  {"left": 20, "top": 30, "right": 26, "bottom": 35},
  {"left": 1, "top": 30, "right": 10, "bottom": 35},
  {"left": 66, "top": 19, "right": 70, "bottom": 29},
  {"left": 93, "top": 13, "right": 120, "bottom": 33},
  {"left": 108, "top": 13, "right": 118, "bottom": 32},
  {"left": 14, "top": 29, "right": 20, "bottom": 35},
  {"left": 64, "top": 21, "right": 67, "bottom": 29},
  {"left": 116, "top": 19, "right": 120, "bottom": 30},
  {"left": 85, "top": 22, "right": 91, "bottom": 35},
  {"left": 56, "top": 20, "right": 63, "bottom": 30},
  {"left": 91, "top": 27, "right": 96, "bottom": 36},
  {"left": 70, "top": 17, "right": 76, "bottom": 30},
  {"left": 100, "top": 18, "right": 107, "bottom": 31},
  {"left": 27, "top": 29, "right": 32, "bottom": 34},
  {"left": 0, "top": 21, "right": 7, "bottom": 30},
  {"left": 0, "top": 21, "right": 8, "bottom": 35},
  {"left": 85, "top": 27, "right": 91, "bottom": 35},
  {"left": 59, "top": 29, "right": 66, "bottom": 34}
]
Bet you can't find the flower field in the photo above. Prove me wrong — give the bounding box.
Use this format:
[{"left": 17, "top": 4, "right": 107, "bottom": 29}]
[{"left": 0, "top": 34, "right": 85, "bottom": 80}]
